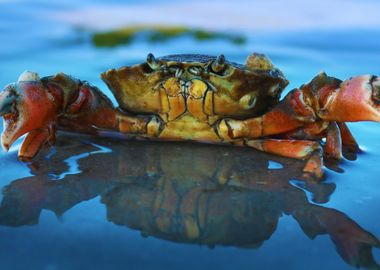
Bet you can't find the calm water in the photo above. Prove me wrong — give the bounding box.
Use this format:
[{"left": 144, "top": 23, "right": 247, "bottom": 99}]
[{"left": 1, "top": 1, "right": 380, "bottom": 270}]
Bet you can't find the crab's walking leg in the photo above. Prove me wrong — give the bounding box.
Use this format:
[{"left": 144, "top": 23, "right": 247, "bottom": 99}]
[
  {"left": 244, "top": 139, "right": 323, "bottom": 179},
  {"left": 324, "top": 122, "right": 342, "bottom": 161},
  {"left": 116, "top": 113, "right": 163, "bottom": 137},
  {"left": 59, "top": 99, "right": 163, "bottom": 138},
  {"left": 337, "top": 122, "right": 360, "bottom": 160},
  {"left": 216, "top": 89, "right": 324, "bottom": 178}
]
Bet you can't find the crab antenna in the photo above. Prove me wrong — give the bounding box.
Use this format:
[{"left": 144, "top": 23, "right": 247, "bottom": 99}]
[
  {"left": 212, "top": 54, "right": 226, "bottom": 73},
  {"left": 147, "top": 53, "right": 159, "bottom": 70}
]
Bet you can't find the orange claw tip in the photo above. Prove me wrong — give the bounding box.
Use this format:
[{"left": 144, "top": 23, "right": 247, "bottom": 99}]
[{"left": 319, "top": 75, "right": 380, "bottom": 122}]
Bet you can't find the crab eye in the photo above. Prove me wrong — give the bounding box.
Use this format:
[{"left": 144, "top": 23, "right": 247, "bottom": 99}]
[
  {"left": 210, "top": 54, "right": 228, "bottom": 75},
  {"left": 146, "top": 53, "right": 160, "bottom": 70}
]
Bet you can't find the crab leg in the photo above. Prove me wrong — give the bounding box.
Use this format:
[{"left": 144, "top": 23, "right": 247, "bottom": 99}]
[
  {"left": 117, "top": 114, "right": 163, "bottom": 137},
  {"left": 219, "top": 74, "right": 380, "bottom": 140},
  {"left": 337, "top": 122, "right": 360, "bottom": 160},
  {"left": 324, "top": 122, "right": 342, "bottom": 160},
  {"left": 244, "top": 139, "right": 323, "bottom": 179},
  {"left": 0, "top": 72, "right": 164, "bottom": 160},
  {"left": 40, "top": 75, "right": 164, "bottom": 138},
  {"left": 217, "top": 89, "right": 316, "bottom": 140}
]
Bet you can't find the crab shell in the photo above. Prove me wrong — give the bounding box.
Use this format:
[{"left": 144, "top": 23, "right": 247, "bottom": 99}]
[{"left": 101, "top": 54, "right": 289, "bottom": 124}]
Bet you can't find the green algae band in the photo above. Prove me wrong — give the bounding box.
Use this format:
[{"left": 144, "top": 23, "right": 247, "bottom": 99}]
[{"left": 92, "top": 25, "right": 246, "bottom": 47}]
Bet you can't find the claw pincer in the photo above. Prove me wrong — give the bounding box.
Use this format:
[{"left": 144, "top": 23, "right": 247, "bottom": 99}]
[
  {"left": 0, "top": 74, "right": 59, "bottom": 158},
  {"left": 315, "top": 75, "right": 380, "bottom": 122},
  {"left": 0, "top": 72, "right": 118, "bottom": 160}
]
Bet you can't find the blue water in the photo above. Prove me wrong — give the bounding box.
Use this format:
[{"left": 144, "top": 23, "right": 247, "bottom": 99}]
[{"left": 1, "top": 1, "right": 380, "bottom": 270}]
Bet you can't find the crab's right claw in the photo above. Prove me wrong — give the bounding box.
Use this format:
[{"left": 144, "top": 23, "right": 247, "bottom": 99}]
[
  {"left": 0, "top": 72, "right": 59, "bottom": 160},
  {"left": 318, "top": 75, "right": 380, "bottom": 122}
]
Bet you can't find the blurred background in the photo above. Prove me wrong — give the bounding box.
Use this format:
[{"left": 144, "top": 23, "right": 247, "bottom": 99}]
[
  {"left": 1, "top": 0, "right": 380, "bottom": 97},
  {"left": 1, "top": 0, "right": 380, "bottom": 269}
]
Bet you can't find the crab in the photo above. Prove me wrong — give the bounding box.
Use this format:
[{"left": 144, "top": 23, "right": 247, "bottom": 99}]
[{"left": 0, "top": 53, "right": 379, "bottom": 179}]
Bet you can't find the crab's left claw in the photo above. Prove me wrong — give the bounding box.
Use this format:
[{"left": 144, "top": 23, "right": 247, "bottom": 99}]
[
  {"left": 317, "top": 75, "right": 380, "bottom": 122},
  {"left": 0, "top": 72, "right": 59, "bottom": 160}
]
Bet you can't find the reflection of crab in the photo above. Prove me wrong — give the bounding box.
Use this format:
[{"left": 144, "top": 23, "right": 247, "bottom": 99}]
[
  {"left": 0, "top": 139, "right": 379, "bottom": 269},
  {"left": 0, "top": 53, "right": 380, "bottom": 179}
]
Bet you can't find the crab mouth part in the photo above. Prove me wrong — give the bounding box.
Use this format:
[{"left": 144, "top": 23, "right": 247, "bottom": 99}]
[{"left": 179, "top": 79, "right": 192, "bottom": 99}]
